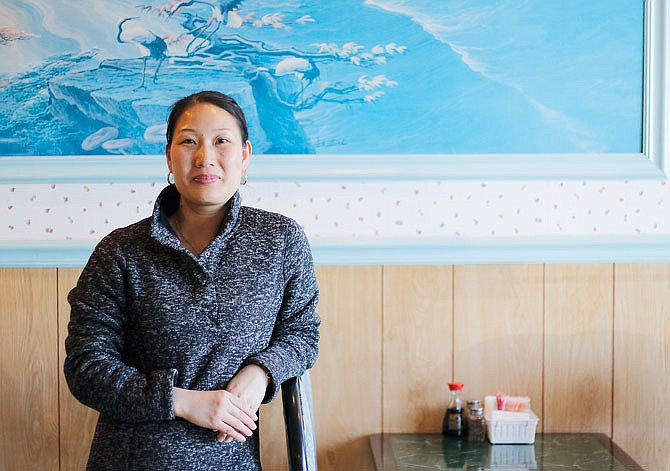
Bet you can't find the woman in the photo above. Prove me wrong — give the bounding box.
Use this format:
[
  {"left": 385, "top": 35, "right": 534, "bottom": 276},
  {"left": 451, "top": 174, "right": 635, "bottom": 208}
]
[{"left": 64, "top": 91, "right": 320, "bottom": 470}]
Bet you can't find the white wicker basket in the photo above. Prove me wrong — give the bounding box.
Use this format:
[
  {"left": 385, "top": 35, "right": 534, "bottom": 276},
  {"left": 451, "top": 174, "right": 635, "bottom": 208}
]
[{"left": 485, "top": 410, "right": 538, "bottom": 444}]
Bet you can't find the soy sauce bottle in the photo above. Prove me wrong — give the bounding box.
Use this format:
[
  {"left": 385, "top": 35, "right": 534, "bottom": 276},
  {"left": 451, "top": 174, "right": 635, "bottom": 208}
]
[{"left": 442, "top": 382, "right": 466, "bottom": 438}]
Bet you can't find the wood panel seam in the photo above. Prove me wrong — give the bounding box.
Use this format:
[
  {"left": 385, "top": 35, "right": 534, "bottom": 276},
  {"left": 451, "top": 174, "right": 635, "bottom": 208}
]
[
  {"left": 56, "top": 268, "right": 63, "bottom": 471},
  {"left": 541, "top": 264, "right": 546, "bottom": 435},
  {"left": 451, "top": 265, "right": 455, "bottom": 382},
  {"left": 381, "top": 265, "right": 384, "bottom": 435},
  {"left": 610, "top": 263, "right": 616, "bottom": 439}
]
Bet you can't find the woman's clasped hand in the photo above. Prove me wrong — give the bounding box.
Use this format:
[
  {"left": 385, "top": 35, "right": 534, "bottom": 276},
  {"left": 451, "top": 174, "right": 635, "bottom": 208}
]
[{"left": 173, "top": 363, "right": 270, "bottom": 443}]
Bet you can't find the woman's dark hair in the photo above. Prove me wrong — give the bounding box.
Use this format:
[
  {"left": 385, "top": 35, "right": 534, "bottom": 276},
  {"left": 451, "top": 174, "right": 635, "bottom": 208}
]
[{"left": 166, "top": 91, "right": 249, "bottom": 146}]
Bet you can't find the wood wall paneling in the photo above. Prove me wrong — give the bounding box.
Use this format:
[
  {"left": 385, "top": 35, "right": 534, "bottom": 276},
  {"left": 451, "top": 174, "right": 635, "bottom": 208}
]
[
  {"left": 382, "top": 265, "right": 453, "bottom": 433},
  {"left": 614, "top": 263, "right": 670, "bottom": 471},
  {"left": 3, "top": 263, "right": 670, "bottom": 471},
  {"left": 310, "top": 266, "right": 382, "bottom": 471},
  {"left": 57, "top": 268, "right": 99, "bottom": 471},
  {"left": 0, "top": 268, "right": 59, "bottom": 470},
  {"left": 543, "top": 264, "right": 613, "bottom": 433},
  {"left": 453, "top": 265, "right": 544, "bottom": 429}
]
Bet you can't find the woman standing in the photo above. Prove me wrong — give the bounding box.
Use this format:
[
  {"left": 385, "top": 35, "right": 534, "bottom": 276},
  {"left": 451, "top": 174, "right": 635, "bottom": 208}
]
[{"left": 64, "top": 91, "right": 320, "bottom": 470}]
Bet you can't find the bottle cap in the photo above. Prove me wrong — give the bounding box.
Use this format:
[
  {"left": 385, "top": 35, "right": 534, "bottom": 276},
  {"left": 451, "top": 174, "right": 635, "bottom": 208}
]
[{"left": 448, "top": 382, "right": 464, "bottom": 391}]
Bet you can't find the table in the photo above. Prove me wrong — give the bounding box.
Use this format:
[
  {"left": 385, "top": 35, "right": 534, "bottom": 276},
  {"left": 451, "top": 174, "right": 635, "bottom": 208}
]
[{"left": 369, "top": 433, "right": 644, "bottom": 470}]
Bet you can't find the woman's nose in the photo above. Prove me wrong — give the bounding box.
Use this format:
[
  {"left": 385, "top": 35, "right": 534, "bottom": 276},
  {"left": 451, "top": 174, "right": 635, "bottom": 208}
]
[{"left": 194, "top": 144, "right": 215, "bottom": 166}]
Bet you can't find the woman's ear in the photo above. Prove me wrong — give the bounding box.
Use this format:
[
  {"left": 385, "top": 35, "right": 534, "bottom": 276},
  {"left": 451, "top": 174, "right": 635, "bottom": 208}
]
[
  {"left": 242, "top": 140, "right": 252, "bottom": 166},
  {"left": 165, "top": 145, "right": 173, "bottom": 172}
]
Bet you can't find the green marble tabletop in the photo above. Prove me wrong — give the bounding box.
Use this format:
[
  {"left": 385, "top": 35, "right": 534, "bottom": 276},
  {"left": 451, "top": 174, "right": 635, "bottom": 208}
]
[{"left": 369, "top": 433, "right": 644, "bottom": 470}]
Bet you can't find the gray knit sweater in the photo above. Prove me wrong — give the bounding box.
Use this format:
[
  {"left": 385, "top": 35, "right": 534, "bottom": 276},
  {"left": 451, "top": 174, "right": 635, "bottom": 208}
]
[{"left": 64, "top": 185, "right": 320, "bottom": 470}]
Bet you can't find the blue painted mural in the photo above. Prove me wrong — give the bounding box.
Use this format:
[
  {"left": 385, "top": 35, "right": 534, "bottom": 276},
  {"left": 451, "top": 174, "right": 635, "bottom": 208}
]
[{"left": 0, "top": 1, "right": 644, "bottom": 156}]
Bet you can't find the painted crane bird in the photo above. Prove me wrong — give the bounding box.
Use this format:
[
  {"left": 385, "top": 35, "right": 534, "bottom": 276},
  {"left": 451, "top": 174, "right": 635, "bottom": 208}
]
[
  {"left": 117, "top": 17, "right": 168, "bottom": 88},
  {"left": 274, "top": 57, "right": 320, "bottom": 105},
  {"left": 167, "top": 0, "right": 245, "bottom": 54},
  {"left": 168, "top": 0, "right": 245, "bottom": 23}
]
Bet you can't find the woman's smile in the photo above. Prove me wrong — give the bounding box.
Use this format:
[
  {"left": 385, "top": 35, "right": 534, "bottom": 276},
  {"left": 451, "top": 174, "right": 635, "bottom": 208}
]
[{"left": 193, "top": 174, "right": 221, "bottom": 184}]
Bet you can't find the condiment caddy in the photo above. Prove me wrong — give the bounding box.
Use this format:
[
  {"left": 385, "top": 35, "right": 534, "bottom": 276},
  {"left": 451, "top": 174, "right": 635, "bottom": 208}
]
[{"left": 442, "top": 382, "right": 539, "bottom": 444}]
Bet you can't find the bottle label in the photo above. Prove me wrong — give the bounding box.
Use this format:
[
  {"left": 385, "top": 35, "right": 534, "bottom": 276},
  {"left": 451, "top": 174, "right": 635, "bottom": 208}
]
[{"left": 447, "top": 409, "right": 463, "bottom": 431}]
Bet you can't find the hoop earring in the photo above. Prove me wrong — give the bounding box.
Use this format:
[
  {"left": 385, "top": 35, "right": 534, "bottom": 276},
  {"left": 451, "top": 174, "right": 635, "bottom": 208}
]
[
  {"left": 167, "top": 171, "right": 174, "bottom": 185},
  {"left": 240, "top": 170, "right": 248, "bottom": 186}
]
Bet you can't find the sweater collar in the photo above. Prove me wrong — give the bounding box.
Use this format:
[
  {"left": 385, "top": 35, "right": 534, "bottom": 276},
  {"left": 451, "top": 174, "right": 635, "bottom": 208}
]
[{"left": 150, "top": 184, "right": 242, "bottom": 255}]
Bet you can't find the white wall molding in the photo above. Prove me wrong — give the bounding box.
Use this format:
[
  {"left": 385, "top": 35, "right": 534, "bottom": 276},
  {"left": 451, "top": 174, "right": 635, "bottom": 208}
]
[
  {"left": 0, "top": 153, "right": 666, "bottom": 184},
  {"left": 3, "top": 236, "right": 670, "bottom": 267}
]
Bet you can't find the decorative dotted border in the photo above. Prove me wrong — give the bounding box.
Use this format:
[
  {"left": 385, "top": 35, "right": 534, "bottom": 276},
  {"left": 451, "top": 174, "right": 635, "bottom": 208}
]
[{"left": 1, "top": 179, "right": 668, "bottom": 242}]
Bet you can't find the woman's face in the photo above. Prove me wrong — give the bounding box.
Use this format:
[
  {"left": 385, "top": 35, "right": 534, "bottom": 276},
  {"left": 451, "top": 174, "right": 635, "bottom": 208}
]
[{"left": 166, "top": 102, "right": 252, "bottom": 214}]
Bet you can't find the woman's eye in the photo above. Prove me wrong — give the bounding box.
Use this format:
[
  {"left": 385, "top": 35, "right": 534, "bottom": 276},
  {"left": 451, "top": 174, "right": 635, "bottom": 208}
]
[
  {"left": 217, "top": 137, "right": 230, "bottom": 144},
  {"left": 180, "top": 138, "right": 196, "bottom": 145}
]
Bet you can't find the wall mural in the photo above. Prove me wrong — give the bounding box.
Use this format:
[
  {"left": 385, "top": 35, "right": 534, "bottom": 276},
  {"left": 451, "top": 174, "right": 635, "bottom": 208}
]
[{"left": 0, "top": 0, "right": 644, "bottom": 158}]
